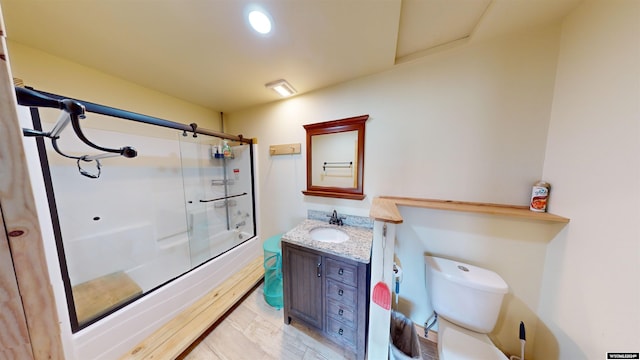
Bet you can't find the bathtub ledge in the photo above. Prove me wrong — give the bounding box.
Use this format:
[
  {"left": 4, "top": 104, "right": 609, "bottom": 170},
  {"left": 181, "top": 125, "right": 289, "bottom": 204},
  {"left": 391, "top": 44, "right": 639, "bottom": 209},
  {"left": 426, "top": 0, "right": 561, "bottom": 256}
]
[{"left": 120, "top": 255, "right": 264, "bottom": 359}]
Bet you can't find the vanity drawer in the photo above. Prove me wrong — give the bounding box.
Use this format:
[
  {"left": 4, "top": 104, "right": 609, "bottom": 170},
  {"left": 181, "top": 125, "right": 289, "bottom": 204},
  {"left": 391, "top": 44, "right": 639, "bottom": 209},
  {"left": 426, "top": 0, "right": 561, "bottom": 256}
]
[
  {"left": 326, "top": 317, "right": 357, "bottom": 348},
  {"left": 327, "top": 298, "right": 356, "bottom": 325},
  {"left": 325, "top": 257, "right": 357, "bottom": 286},
  {"left": 326, "top": 279, "right": 357, "bottom": 304}
]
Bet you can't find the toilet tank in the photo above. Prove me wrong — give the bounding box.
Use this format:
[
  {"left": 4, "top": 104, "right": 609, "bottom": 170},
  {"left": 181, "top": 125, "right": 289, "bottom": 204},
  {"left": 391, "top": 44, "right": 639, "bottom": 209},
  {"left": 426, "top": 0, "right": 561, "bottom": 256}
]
[{"left": 425, "top": 256, "right": 508, "bottom": 334}]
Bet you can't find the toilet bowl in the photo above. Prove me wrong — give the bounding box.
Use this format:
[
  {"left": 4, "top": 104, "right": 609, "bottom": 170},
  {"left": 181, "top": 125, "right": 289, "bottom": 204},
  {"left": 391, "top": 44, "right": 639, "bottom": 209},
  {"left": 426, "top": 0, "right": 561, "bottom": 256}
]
[
  {"left": 438, "top": 318, "right": 508, "bottom": 360},
  {"left": 425, "top": 256, "right": 508, "bottom": 360}
]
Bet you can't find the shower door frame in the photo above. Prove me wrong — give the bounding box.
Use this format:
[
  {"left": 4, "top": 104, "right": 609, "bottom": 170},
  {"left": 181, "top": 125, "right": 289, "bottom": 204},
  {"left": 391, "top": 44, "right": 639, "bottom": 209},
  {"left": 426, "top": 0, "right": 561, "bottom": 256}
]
[
  {"left": 23, "top": 87, "right": 257, "bottom": 333},
  {"left": 0, "top": 207, "right": 35, "bottom": 359}
]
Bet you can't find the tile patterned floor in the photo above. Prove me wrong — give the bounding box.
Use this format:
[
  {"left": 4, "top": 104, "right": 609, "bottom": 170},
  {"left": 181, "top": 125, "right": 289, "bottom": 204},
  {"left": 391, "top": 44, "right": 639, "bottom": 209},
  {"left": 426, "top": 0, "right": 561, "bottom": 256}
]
[{"left": 179, "top": 283, "right": 437, "bottom": 360}]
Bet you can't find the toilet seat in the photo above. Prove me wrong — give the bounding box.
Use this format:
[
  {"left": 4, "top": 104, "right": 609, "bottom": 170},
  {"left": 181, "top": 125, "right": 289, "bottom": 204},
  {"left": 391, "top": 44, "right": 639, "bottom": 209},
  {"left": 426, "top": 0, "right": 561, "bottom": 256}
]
[{"left": 438, "top": 318, "right": 508, "bottom": 360}]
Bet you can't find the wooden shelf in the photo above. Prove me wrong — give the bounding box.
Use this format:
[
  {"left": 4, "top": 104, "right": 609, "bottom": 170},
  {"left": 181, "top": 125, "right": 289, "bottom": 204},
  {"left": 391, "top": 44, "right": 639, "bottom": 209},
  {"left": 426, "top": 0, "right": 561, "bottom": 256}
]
[{"left": 370, "top": 196, "right": 570, "bottom": 224}]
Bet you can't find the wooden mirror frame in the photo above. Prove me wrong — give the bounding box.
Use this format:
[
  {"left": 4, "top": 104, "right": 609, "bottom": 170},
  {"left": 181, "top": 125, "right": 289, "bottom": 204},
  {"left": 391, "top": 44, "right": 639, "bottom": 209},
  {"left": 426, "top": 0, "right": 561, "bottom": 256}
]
[{"left": 302, "top": 114, "right": 368, "bottom": 200}]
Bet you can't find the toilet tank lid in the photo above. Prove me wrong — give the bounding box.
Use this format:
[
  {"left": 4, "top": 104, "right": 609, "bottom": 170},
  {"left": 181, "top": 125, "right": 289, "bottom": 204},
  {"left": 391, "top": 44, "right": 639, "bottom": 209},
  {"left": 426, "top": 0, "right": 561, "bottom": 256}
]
[{"left": 425, "top": 256, "right": 508, "bottom": 294}]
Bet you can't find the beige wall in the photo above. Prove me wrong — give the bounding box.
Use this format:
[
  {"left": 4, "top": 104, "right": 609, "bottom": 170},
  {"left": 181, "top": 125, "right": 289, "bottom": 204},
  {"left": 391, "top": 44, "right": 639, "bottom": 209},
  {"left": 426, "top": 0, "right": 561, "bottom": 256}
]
[
  {"left": 226, "top": 26, "right": 563, "bottom": 358},
  {"left": 538, "top": 1, "right": 640, "bottom": 359},
  {"left": 227, "top": 25, "right": 562, "bottom": 231},
  {"left": 7, "top": 41, "right": 221, "bottom": 130}
]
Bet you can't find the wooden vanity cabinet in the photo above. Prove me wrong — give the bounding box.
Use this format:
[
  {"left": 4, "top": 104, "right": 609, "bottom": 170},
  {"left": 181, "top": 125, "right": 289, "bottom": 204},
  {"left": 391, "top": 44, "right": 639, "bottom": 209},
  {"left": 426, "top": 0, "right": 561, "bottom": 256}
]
[
  {"left": 283, "top": 242, "right": 370, "bottom": 360},
  {"left": 282, "top": 243, "right": 324, "bottom": 329}
]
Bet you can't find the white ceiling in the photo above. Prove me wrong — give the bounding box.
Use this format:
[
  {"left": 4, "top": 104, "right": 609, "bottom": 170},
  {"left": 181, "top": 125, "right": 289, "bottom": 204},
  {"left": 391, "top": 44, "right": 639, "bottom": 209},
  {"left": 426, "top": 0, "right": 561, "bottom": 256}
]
[{"left": 1, "top": 0, "right": 581, "bottom": 112}]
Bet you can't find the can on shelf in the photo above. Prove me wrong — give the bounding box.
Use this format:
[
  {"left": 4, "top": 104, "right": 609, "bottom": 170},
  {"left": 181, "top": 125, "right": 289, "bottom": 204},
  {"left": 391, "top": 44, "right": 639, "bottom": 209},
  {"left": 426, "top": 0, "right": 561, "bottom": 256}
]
[{"left": 530, "top": 181, "right": 551, "bottom": 212}]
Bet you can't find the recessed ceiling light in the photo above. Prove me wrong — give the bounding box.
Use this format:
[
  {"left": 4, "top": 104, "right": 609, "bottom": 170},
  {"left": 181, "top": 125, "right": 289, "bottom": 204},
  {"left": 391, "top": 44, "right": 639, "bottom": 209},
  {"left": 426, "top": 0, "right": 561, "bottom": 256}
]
[
  {"left": 265, "top": 79, "right": 297, "bottom": 97},
  {"left": 248, "top": 10, "right": 272, "bottom": 34}
]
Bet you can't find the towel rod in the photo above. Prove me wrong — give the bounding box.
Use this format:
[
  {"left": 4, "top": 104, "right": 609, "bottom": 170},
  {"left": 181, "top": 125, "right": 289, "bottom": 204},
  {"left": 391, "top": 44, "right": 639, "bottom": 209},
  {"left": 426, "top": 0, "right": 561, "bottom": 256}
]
[{"left": 323, "top": 161, "right": 352, "bottom": 172}]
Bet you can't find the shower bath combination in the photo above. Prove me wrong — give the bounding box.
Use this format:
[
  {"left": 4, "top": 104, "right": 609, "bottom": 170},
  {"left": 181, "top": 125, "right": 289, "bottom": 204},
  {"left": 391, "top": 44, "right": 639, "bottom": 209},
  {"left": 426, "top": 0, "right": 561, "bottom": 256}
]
[{"left": 17, "top": 87, "right": 259, "bottom": 334}]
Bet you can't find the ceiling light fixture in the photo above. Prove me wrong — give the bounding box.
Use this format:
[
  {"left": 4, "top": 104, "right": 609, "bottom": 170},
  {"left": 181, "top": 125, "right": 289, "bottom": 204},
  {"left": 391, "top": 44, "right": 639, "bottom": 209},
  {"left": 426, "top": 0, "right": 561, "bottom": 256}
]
[
  {"left": 265, "top": 79, "right": 297, "bottom": 97},
  {"left": 248, "top": 10, "right": 272, "bottom": 34}
]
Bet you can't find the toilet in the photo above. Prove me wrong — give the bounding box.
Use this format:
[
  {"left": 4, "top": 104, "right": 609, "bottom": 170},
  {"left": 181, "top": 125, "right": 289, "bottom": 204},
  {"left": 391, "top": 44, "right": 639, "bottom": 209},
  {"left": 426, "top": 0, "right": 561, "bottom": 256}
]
[{"left": 425, "top": 256, "right": 509, "bottom": 360}]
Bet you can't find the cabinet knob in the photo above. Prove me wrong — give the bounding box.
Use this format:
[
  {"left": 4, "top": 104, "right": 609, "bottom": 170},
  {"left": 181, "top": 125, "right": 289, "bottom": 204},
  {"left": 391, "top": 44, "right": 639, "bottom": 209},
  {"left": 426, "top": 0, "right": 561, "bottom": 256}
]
[
  {"left": 338, "top": 268, "right": 344, "bottom": 275},
  {"left": 338, "top": 328, "right": 344, "bottom": 336},
  {"left": 338, "top": 289, "right": 344, "bottom": 296},
  {"left": 317, "top": 262, "right": 322, "bottom": 277},
  {"left": 338, "top": 309, "right": 344, "bottom": 316}
]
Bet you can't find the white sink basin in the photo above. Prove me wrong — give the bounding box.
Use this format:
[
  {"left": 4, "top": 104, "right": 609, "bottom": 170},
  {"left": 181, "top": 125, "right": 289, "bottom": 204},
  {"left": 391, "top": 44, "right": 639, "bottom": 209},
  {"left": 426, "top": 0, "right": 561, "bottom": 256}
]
[{"left": 309, "top": 227, "right": 349, "bottom": 243}]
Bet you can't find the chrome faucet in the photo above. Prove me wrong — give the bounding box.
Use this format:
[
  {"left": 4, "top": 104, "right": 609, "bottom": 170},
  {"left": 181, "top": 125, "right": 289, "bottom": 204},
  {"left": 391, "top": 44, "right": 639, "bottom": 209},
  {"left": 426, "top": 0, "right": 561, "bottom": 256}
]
[{"left": 328, "top": 210, "right": 344, "bottom": 226}]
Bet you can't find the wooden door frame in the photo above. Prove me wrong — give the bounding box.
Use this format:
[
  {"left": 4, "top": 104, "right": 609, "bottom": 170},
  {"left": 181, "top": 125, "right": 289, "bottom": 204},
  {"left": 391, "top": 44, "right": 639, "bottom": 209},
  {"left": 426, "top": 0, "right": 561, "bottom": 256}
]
[
  {"left": 0, "top": 207, "right": 34, "bottom": 358},
  {"left": 0, "top": 4, "right": 65, "bottom": 359}
]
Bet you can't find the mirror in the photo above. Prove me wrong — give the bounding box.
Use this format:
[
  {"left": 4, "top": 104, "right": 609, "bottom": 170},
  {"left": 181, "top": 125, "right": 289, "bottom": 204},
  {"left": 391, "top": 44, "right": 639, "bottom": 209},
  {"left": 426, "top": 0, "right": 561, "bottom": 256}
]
[{"left": 302, "top": 115, "right": 368, "bottom": 200}]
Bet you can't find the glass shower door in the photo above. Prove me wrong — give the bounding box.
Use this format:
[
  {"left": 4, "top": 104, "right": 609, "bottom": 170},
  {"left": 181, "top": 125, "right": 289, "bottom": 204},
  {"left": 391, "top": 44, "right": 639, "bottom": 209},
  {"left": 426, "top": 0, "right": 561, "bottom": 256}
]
[{"left": 179, "top": 135, "right": 255, "bottom": 267}]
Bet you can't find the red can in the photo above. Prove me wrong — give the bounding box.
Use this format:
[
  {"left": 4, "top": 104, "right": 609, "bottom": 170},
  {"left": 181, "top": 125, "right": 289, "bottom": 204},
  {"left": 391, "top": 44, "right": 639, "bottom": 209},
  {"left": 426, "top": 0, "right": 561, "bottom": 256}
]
[{"left": 530, "top": 181, "right": 551, "bottom": 212}]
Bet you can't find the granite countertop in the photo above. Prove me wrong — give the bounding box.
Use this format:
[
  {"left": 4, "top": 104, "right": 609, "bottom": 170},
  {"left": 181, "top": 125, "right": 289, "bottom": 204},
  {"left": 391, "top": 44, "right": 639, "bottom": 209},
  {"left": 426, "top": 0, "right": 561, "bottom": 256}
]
[{"left": 281, "top": 219, "right": 373, "bottom": 263}]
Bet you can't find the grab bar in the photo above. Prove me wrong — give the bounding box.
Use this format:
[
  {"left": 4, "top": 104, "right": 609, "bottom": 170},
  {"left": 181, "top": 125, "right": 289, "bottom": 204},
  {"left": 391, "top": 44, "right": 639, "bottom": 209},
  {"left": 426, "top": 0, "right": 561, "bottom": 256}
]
[{"left": 199, "top": 192, "right": 247, "bottom": 203}]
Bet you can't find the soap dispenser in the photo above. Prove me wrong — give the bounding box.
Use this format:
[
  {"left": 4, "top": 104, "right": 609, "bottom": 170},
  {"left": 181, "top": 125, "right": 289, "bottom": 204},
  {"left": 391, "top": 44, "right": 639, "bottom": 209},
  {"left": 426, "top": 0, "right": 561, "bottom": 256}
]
[{"left": 222, "top": 140, "right": 233, "bottom": 159}]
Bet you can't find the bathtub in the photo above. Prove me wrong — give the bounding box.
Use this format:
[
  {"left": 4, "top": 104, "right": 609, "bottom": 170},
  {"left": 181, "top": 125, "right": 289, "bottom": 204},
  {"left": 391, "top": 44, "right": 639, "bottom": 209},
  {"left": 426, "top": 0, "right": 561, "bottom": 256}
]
[
  {"left": 209, "top": 229, "right": 253, "bottom": 259},
  {"left": 70, "top": 233, "right": 261, "bottom": 359},
  {"left": 120, "top": 227, "right": 253, "bottom": 293}
]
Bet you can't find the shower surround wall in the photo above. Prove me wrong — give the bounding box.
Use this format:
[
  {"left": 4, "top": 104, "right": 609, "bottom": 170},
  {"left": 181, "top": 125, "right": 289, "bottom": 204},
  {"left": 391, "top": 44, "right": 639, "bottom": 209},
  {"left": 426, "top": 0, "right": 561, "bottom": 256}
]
[{"left": 17, "top": 101, "right": 261, "bottom": 359}]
